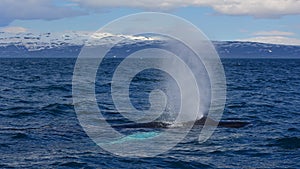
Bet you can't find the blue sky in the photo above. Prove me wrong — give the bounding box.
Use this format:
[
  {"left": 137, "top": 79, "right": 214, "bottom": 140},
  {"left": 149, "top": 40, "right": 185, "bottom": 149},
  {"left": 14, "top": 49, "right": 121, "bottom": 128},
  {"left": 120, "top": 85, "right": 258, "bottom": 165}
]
[{"left": 1, "top": 0, "right": 300, "bottom": 45}]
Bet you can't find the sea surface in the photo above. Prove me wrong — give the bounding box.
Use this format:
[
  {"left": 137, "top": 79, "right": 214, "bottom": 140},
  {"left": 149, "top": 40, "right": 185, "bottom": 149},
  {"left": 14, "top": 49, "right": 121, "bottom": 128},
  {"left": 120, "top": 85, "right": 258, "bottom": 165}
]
[{"left": 0, "top": 58, "right": 299, "bottom": 168}]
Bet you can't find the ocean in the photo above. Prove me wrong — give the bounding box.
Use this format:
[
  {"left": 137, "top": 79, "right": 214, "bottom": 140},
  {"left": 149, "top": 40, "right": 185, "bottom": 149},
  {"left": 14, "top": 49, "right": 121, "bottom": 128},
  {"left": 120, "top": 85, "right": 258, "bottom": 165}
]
[{"left": 0, "top": 58, "right": 299, "bottom": 168}]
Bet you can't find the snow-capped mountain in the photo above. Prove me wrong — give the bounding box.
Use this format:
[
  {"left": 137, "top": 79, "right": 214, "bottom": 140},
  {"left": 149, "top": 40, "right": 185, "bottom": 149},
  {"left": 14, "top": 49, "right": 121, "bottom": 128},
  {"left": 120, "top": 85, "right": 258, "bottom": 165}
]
[
  {"left": 0, "top": 31, "right": 160, "bottom": 51},
  {"left": 0, "top": 31, "right": 299, "bottom": 58}
]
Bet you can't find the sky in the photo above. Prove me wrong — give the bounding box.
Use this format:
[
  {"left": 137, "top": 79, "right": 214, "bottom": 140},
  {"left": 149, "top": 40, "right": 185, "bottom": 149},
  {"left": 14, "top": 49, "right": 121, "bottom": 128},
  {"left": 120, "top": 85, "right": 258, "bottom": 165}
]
[{"left": 0, "top": 0, "right": 300, "bottom": 45}]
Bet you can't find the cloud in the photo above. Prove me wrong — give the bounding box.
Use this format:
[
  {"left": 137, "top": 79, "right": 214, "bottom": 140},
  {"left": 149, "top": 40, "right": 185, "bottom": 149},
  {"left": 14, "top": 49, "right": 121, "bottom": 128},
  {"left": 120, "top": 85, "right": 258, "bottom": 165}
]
[
  {"left": 71, "top": 0, "right": 188, "bottom": 10},
  {"left": 0, "top": 0, "right": 86, "bottom": 26},
  {"left": 71, "top": 0, "right": 300, "bottom": 18},
  {"left": 253, "top": 30, "right": 295, "bottom": 36},
  {"left": 0, "top": 26, "right": 28, "bottom": 33},
  {"left": 211, "top": 0, "right": 300, "bottom": 18},
  {"left": 238, "top": 30, "right": 300, "bottom": 46},
  {"left": 1, "top": 0, "right": 299, "bottom": 27},
  {"left": 237, "top": 36, "right": 300, "bottom": 46}
]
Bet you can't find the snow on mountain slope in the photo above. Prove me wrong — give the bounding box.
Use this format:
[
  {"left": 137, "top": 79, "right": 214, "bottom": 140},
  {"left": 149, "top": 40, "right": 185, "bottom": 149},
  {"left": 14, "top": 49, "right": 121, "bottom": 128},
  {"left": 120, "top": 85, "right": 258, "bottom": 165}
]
[
  {"left": 0, "top": 31, "right": 162, "bottom": 51},
  {"left": 0, "top": 31, "right": 299, "bottom": 58}
]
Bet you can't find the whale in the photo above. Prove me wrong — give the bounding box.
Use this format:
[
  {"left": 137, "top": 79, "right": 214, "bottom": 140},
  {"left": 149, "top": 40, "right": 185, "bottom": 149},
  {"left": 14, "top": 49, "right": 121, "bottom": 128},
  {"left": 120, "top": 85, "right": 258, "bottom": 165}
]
[{"left": 113, "top": 116, "right": 250, "bottom": 129}]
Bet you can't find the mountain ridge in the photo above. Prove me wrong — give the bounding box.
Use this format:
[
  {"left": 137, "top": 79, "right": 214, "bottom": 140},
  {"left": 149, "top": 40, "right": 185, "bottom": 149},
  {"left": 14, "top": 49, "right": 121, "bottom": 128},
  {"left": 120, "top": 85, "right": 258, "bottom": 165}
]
[{"left": 0, "top": 31, "right": 299, "bottom": 58}]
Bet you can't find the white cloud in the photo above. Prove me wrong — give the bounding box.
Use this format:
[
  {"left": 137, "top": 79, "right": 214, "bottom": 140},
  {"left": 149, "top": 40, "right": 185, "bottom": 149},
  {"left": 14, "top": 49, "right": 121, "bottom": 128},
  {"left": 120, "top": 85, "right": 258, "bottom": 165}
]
[
  {"left": 253, "top": 30, "right": 295, "bottom": 36},
  {"left": 0, "top": 0, "right": 86, "bottom": 26},
  {"left": 239, "top": 30, "right": 300, "bottom": 46},
  {"left": 0, "top": 26, "right": 28, "bottom": 33},
  {"left": 1, "top": 0, "right": 299, "bottom": 27},
  {"left": 211, "top": 0, "right": 300, "bottom": 18},
  {"left": 237, "top": 36, "right": 300, "bottom": 46},
  {"left": 71, "top": 0, "right": 300, "bottom": 18}
]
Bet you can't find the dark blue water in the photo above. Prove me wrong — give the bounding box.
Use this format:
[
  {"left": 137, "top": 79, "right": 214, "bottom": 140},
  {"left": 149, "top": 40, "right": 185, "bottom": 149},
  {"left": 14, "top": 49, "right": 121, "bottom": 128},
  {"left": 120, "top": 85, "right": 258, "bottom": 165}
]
[{"left": 0, "top": 58, "right": 299, "bottom": 168}]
